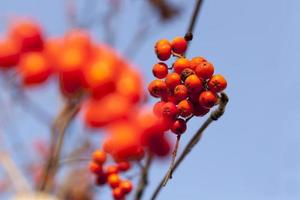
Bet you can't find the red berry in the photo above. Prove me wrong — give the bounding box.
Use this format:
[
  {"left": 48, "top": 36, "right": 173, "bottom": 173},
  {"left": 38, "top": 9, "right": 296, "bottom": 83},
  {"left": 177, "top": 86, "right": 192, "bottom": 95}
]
[
  {"left": 199, "top": 91, "right": 218, "bottom": 108},
  {"left": 161, "top": 102, "right": 178, "bottom": 119},
  {"left": 184, "top": 74, "right": 203, "bottom": 93},
  {"left": 89, "top": 162, "right": 103, "bottom": 175},
  {"left": 180, "top": 68, "right": 195, "bottom": 82},
  {"left": 148, "top": 79, "right": 167, "bottom": 97},
  {"left": 171, "top": 119, "right": 187, "bottom": 135},
  {"left": 92, "top": 150, "right": 107, "bottom": 165},
  {"left": 155, "top": 39, "right": 172, "bottom": 61},
  {"left": 152, "top": 62, "right": 168, "bottom": 79},
  {"left": 106, "top": 165, "right": 119, "bottom": 175},
  {"left": 208, "top": 74, "right": 227, "bottom": 93},
  {"left": 165, "top": 72, "right": 181, "bottom": 90},
  {"left": 177, "top": 99, "right": 194, "bottom": 117},
  {"left": 174, "top": 85, "right": 188, "bottom": 101},
  {"left": 190, "top": 56, "right": 206, "bottom": 70},
  {"left": 171, "top": 37, "right": 187, "bottom": 54},
  {"left": 119, "top": 180, "right": 133, "bottom": 194},
  {"left": 173, "top": 58, "right": 191, "bottom": 74},
  {"left": 117, "top": 162, "right": 131, "bottom": 172},
  {"left": 153, "top": 101, "right": 166, "bottom": 117},
  {"left": 112, "top": 187, "right": 124, "bottom": 200},
  {"left": 0, "top": 39, "right": 20, "bottom": 68},
  {"left": 195, "top": 62, "right": 214, "bottom": 80},
  {"left": 193, "top": 103, "right": 210, "bottom": 116},
  {"left": 108, "top": 174, "right": 121, "bottom": 188}
]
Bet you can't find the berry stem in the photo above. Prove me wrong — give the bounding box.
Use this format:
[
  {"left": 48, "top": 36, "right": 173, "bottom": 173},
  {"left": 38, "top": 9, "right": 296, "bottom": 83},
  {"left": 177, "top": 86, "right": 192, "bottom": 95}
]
[
  {"left": 38, "top": 94, "right": 83, "bottom": 192},
  {"left": 150, "top": 93, "right": 229, "bottom": 200},
  {"left": 134, "top": 152, "right": 153, "bottom": 200},
  {"left": 185, "top": 0, "right": 204, "bottom": 41},
  {"left": 162, "top": 134, "right": 181, "bottom": 186}
]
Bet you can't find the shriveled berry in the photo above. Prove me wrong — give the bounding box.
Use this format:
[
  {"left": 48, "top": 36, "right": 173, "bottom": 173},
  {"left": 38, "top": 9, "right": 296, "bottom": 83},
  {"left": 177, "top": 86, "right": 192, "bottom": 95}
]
[
  {"left": 161, "top": 102, "right": 178, "bottom": 119},
  {"left": 171, "top": 119, "right": 187, "bottom": 135},
  {"left": 96, "top": 173, "right": 107, "bottom": 185},
  {"left": 190, "top": 56, "right": 206, "bottom": 70},
  {"left": 199, "top": 91, "right": 218, "bottom": 108},
  {"left": 177, "top": 99, "right": 194, "bottom": 117},
  {"left": 184, "top": 74, "right": 203, "bottom": 93},
  {"left": 148, "top": 79, "right": 167, "bottom": 97},
  {"left": 174, "top": 84, "right": 188, "bottom": 101},
  {"left": 152, "top": 62, "right": 168, "bottom": 79},
  {"left": 165, "top": 72, "right": 181, "bottom": 90},
  {"left": 173, "top": 58, "right": 191, "bottom": 74},
  {"left": 208, "top": 74, "right": 227, "bottom": 93},
  {"left": 195, "top": 61, "right": 214, "bottom": 79},
  {"left": 180, "top": 68, "right": 195, "bottom": 81},
  {"left": 171, "top": 37, "right": 187, "bottom": 54}
]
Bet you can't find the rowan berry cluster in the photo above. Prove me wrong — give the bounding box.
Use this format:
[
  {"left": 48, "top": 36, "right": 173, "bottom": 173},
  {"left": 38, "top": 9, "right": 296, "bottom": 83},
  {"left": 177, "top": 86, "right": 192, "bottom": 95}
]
[
  {"left": 89, "top": 150, "right": 133, "bottom": 200},
  {"left": 148, "top": 36, "right": 227, "bottom": 135}
]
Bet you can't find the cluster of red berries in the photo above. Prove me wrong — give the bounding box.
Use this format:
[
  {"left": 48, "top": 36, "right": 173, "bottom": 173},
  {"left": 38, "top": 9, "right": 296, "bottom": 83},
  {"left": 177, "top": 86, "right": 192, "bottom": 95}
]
[
  {"left": 89, "top": 150, "right": 133, "bottom": 200},
  {"left": 0, "top": 19, "right": 144, "bottom": 129},
  {"left": 148, "top": 36, "right": 227, "bottom": 135}
]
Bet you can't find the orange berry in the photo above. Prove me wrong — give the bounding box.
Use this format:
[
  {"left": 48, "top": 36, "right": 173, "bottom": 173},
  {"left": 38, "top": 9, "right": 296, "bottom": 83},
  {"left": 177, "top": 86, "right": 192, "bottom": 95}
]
[
  {"left": 106, "top": 165, "right": 119, "bottom": 175},
  {"left": 199, "top": 91, "right": 218, "bottom": 108},
  {"left": 174, "top": 85, "right": 188, "bottom": 101},
  {"left": 208, "top": 74, "right": 227, "bottom": 93},
  {"left": 173, "top": 58, "right": 191, "bottom": 74},
  {"left": 108, "top": 174, "right": 121, "bottom": 188},
  {"left": 0, "top": 39, "right": 20, "bottom": 68},
  {"left": 152, "top": 62, "right": 168, "bottom": 79},
  {"left": 165, "top": 72, "right": 181, "bottom": 90},
  {"left": 177, "top": 99, "right": 194, "bottom": 117},
  {"left": 92, "top": 150, "right": 107, "bottom": 165},
  {"left": 117, "top": 162, "right": 131, "bottom": 172},
  {"left": 190, "top": 56, "right": 206, "bottom": 70},
  {"left": 171, "top": 37, "right": 187, "bottom": 54},
  {"left": 161, "top": 102, "right": 178, "bottom": 119},
  {"left": 148, "top": 79, "right": 167, "bottom": 98},
  {"left": 18, "top": 52, "right": 52, "bottom": 85},
  {"left": 171, "top": 119, "right": 187, "bottom": 135},
  {"left": 195, "top": 62, "right": 214, "bottom": 80},
  {"left": 9, "top": 20, "right": 44, "bottom": 52},
  {"left": 155, "top": 39, "right": 172, "bottom": 61},
  {"left": 112, "top": 187, "right": 124, "bottom": 200},
  {"left": 120, "top": 180, "right": 133, "bottom": 194},
  {"left": 89, "top": 161, "right": 103, "bottom": 175},
  {"left": 184, "top": 74, "right": 203, "bottom": 93}
]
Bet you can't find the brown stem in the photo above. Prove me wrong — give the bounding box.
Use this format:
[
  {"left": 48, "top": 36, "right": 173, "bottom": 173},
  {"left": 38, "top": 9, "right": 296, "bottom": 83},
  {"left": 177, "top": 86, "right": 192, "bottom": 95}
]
[
  {"left": 38, "top": 96, "right": 82, "bottom": 192},
  {"left": 134, "top": 153, "right": 153, "bottom": 200},
  {"left": 150, "top": 93, "right": 229, "bottom": 200},
  {"left": 162, "top": 134, "right": 181, "bottom": 186}
]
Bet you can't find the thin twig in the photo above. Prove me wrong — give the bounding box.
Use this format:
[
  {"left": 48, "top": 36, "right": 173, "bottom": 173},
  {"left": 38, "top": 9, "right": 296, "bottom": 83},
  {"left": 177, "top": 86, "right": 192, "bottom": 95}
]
[
  {"left": 38, "top": 96, "right": 82, "bottom": 192},
  {"left": 134, "top": 153, "right": 153, "bottom": 200},
  {"left": 150, "top": 93, "right": 229, "bottom": 200},
  {"left": 162, "top": 134, "right": 181, "bottom": 186}
]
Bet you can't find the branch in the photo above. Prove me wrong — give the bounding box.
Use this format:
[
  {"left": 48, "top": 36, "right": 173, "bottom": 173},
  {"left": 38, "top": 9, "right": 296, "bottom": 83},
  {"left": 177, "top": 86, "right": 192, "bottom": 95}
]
[
  {"left": 150, "top": 93, "right": 229, "bottom": 200},
  {"left": 134, "top": 153, "right": 153, "bottom": 200},
  {"left": 38, "top": 95, "right": 82, "bottom": 192}
]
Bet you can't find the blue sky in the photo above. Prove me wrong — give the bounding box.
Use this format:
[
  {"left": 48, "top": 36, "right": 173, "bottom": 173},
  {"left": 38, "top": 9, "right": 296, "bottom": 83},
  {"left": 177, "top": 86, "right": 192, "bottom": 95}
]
[{"left": 0, "top": 0, "right": 300, "bottom": 199}]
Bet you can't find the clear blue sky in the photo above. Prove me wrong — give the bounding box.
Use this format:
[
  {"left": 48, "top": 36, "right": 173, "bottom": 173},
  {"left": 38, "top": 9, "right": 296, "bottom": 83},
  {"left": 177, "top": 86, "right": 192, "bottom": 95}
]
[{"left": 0, "top": 0, "right": 300, "bottom": 200}]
